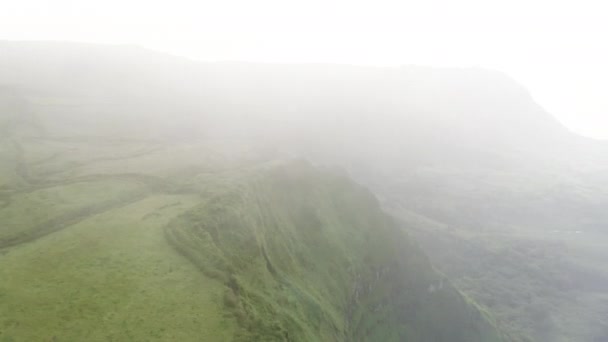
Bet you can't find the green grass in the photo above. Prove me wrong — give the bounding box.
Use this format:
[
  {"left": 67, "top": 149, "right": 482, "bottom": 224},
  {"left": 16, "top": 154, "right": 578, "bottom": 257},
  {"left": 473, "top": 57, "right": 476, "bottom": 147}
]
[
  {"left": 0, "top": 140, "right": 22, "bottom": 190},
  {"left": 165, "top": 163, "right": 503, "bottom": 342},
  {"left": 0, "top": 179, "right": 149, "bottom": 247},
  {"left": 0, "top": 100, "right": 503, "bottom": 341},
  {"left": 0, "top": 194, "right": 235, "bottom": 341}
]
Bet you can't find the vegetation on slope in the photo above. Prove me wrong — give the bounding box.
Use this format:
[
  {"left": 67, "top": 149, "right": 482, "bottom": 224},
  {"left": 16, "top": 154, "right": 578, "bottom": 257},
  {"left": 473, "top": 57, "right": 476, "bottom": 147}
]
[
  {"left": 395, "top": 208, "right": 608, "bottom": 342},
  {"left": 166, "top": 162, "right": 503, "bottom": 342},
  {"left": 1, "top": 90, "right": 502, "bottom": 341},
  {"left": 0, "top": 179, "right": 148, "bottom": 248},
  {"left": 0, "top": 194, "right": 236, "bottom": 341}
]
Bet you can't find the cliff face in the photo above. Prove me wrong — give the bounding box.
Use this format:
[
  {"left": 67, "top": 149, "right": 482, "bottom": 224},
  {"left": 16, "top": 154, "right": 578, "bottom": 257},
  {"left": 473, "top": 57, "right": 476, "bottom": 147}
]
[{"left": 166, "top": 162, "right": 503, "bottom": 342}]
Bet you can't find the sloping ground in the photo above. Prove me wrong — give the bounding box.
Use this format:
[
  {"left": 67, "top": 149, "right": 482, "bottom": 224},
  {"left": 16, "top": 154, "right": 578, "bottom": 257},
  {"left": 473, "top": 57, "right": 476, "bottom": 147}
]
[
  {"left": 0, "top": 179, "right": 148, "bottom": 248},
  {"left": 0, "top": 149, "right": 504, "bottom": 341},
  {"left": 393, "top": 207, "right": 608, "bottom": 342},
  {"left": 0, "top": 45, "right": 512, "bottom": 340},
  {"left": 0, "top": 106, "right": 502, "bottom": 341},
  {"left": 0, "top": 194, "right": 235, "bottom": 341},
  {"left": 0, "top": 140, "right": 23, "bottom": 190},
  {"left": 166, "top": 162, "right": 503, "bottom": 341}
]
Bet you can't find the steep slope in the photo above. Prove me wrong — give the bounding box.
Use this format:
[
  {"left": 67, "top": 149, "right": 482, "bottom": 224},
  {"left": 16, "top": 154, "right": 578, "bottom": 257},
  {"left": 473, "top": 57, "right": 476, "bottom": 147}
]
[
  {"left": 165, "top": 162, "right": 502, "bottom": 342},
  {"left": 0, "top": 133, "right": 503, "bottom": 341}
]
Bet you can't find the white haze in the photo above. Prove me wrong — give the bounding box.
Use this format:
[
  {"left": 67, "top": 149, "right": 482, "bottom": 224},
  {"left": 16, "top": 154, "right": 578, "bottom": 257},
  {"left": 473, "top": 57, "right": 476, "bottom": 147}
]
[{"left": 2, "top": 0, "right": 607, "bottom": 139}]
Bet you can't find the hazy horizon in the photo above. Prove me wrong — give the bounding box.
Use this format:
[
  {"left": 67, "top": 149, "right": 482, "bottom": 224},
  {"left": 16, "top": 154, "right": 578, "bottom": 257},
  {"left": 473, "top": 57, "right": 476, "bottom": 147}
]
[{"left": 3, "top": 0, "right": 608, "bottom": 139}]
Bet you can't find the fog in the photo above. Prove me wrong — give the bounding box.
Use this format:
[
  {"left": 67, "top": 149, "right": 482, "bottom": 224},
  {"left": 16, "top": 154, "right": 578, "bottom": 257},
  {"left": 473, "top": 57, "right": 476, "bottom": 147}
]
[
  {"left": 1, "top": 2, "right": 608, "bottom": 342},
  {"left": 2, "top": 0, "right": 608, "bottom": 138}
]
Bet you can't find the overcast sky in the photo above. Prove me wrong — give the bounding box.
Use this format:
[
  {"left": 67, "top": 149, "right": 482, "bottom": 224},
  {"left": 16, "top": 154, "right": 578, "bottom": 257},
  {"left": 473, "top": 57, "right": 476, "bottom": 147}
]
[{"left": 2, "top": 0, "right": 607, "bottom": 138}]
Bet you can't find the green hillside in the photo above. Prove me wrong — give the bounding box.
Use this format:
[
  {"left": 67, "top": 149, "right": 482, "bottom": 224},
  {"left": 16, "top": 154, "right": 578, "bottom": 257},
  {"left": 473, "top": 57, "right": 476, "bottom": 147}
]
[
  {"left": 166, "top": 163, "right": 503, "bottom": 341},
  {"left": 0, "top": 128, "right": 503, "bottom": 341},
  {"left": 0, "top": 75, "right": 502, "bottom": 340},
  {"left": 0, "top": 148, "right": 502, "bottom": 341}
]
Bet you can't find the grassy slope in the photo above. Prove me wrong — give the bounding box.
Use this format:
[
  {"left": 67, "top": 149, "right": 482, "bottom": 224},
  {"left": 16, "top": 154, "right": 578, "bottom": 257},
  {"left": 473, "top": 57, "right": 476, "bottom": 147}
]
[
  {"left": 0, "top": 130, "right": 503, "bottom": 342},
  {"left": 0, "top": 98, "right": 239, "bottom": 340},
  {"left": 0, "top": 151, "right": 503, "bottom": 341},
  {"left": 166, "top": 162, "right": 503, "bottom": 342},
  {"left": 0, "top": 179, "right": 148, "bottom": 247},
  {"left": 0, "top": 141, "right": 21, "bottom": 190},
  {"left": 0, "top": 78, "right": 502, "bottom": 341},
  {"left": 0, "top": 194, "right": 235, "bottom": 341}
]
